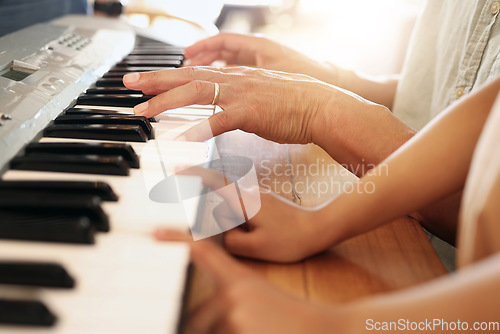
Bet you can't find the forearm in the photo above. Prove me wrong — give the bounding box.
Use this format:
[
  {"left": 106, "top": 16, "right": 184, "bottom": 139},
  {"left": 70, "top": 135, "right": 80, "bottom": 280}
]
[
  {"left": 312, "top": 89, "right": 416, "bottom": 177},
  {"left": 312, "top": 78, "right": 499, "bottom": 248},
  {"left": 323, "top": 63, "right": 399, "bottom": 109},
  {"left": 334, "top": 253, "right": 500, "bottom": 334},
  {"left": 411, "top": 190, "right": 463, "bottom": 245}
]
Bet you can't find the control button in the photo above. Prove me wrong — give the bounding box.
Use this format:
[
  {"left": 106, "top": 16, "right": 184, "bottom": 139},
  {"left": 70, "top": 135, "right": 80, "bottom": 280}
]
[
  {"left": 41, "top": 83, "right": 56, "bottom": 92},
  {"left": 0, "top": 121, "right": 3, "bottom": 126},
  {"left": 455, "top": 87, "right": 465, "bottom": 99},
  {"left": 491, "top": 1, "right": 500, "bottom": 14}
]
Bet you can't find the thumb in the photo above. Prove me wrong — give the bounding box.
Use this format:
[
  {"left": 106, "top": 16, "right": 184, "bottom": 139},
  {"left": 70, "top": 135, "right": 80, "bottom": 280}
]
[{"left": 176, "top": 111, "right": 239, "bottom": 142}]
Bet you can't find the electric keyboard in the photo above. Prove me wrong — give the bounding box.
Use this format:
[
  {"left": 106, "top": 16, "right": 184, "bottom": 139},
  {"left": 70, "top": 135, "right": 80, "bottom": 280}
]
[{"left": 0, "top": 15, "right": 215, "bottom": 333}]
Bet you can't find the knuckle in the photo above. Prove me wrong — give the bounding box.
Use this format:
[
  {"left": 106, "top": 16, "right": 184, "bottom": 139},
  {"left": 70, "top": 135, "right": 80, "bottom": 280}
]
[
  {"left": 211, "top": 111, "right": 234, "bottom": 132},
  {"left": 217, "top": 32, "right": 230, "bottom": 39},
  {"left": 147, "top": 94, "right": 166, "bottom": 112},
  {"left": 145, "top": 95, "right": 158, "bottom": 110},
  {"left": 188, "top": 80, "right": 205, "bottom": 96},
  {"left": 184, "top": 66, "right": 199, "bottom": 78},
  {"left": 146, "top": 70, "right": 160, "bottom": 82}
]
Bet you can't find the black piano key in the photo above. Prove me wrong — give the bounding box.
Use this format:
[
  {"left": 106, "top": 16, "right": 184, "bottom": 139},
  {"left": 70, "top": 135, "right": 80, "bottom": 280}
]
[
  {"left": 65, "top": 107, "right": 157, "bottom": 122},
  {"left": 94, "top": 78, "right": 126, "bottom": 87},
  {"left": 143, "top": 45, "right": 183, "bottom": 49},
  {"left": 44, "top": 123, "right": 148, "bottom": 142},
  {"left": 0, "top": 195, "right": 109, "bottom": 232},
  {"left": 128, "top": 49, "right": 184, "bottom": 56},
  {"left": 0, "top": 180, "right": 118, "bottom": 202},
  {"left": 77, "top": 94, "right": 152, "bottom": 108},
  {"left": 102, "top": 69, "right": 159, "bottom": 78},
  {"left": 115, "top": 59, "right": 182, "bottom": 67},
  {"left": 86, "top": 87, "right": 142, "bottom": 94},
  {"left": 133, "top": 45, "right": 183, "bottom": 51},
  {"left": 128, "top": 46, "right": 184, "bottom": 56},
  {"left": 109, "top": 66, "right": 167, "bottom": 72},
  {"left": 123, "top": 55, "right": 184, "bottom": 61},
  {"left": 55, "top": 114, "right": 154, "bottom": 140},
  {"left": 0, "top": 299, "right": 56, "bottom": 326},
  {"left": 102, "top": 72, "right": 128, "bottom": 78},
  {"left": 0, "top": 212, "right": 95, "bottom": 244},
  {"left": 0, "top": 262, "right": 75, "bottom": 288},
  {"left": 25, "top": 142, "right": 140, "bottom": 169},
  {"left": 11, "top": 154, "right": 130, "bottom": 176}
]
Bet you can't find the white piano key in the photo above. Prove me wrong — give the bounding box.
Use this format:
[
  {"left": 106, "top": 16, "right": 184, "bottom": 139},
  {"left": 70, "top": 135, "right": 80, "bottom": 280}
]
[
  {"left": 73, "top": 104, "right": 216, "bottom": 117},
  {"left": 2, "top": 169, "right": 202, "bottom": 234},
  {"left": 0, "top": 234, "right": 190, "bottom": 334},
  {"left": 11, "top": 102, "right": 213, "bottom": 232},
  {"left": 0, "top": 19, "right": 222, "bottom": 333}
]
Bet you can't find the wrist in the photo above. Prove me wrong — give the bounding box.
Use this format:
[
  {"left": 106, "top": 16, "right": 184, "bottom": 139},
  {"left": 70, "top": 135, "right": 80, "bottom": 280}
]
[
  {"left": 321, "top": 62, "right": 353, "bottom": 88},
  {"left": 311, "top": 85, "right": 393, "bottom": 172},
  {"left": 300, "top": 206, "right": 341, "bottom": 256}
]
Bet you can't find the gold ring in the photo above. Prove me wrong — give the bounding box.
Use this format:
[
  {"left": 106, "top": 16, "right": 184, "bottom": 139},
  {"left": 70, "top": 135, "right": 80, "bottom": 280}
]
[{"left": 211, "top": 82, "right": 220, "bottom": 106}]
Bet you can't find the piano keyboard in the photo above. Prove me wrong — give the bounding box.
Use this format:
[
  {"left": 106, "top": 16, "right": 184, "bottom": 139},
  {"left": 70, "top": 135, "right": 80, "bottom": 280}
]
[{"left": 0, "top": 15, "right": 215, "bottom": 333}]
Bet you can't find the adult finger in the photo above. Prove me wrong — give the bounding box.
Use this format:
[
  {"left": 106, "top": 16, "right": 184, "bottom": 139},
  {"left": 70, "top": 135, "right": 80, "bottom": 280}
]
[
  {"left": 184, "top": 33, "right": 257, "bottom": 60},
  {"left": 122, "top": 67, "right": 222, "bottom": 95},
  {"left": 133, "top": 80, "right": 227, "bottom": 118},
  {"left": 187, "top": 50, "right": 239, "bottom": 67},
  {"left": 175, "top": 111, "right": 241, "bottom": 141}
]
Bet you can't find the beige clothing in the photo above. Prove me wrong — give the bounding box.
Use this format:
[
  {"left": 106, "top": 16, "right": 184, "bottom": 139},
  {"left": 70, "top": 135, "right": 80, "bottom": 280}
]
[
  {"left": 458, "top": 91, "right": 500, "bottom": 268},
  {"left": 393, "top": 0, "right": 500, "bottom": 130}
]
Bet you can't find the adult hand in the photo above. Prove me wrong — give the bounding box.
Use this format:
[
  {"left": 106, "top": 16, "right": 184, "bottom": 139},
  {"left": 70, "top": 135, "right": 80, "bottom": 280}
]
[
  {"left": 152, "top": 239, "right": 341, "bottom": 334},
  {"left": 184, "top": 32, "right": 339, "bottom": 85},
  {"left": 123, "top": 66, "right": 372, "bottom": 144}
]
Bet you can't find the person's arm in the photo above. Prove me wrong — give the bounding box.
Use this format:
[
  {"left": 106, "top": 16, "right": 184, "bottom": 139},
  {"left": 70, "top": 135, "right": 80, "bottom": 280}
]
[
  {"left": 209, "top": 77, "right": 499, "bottom": 262},
  {"left": 123, "top": 66, "right": 413, "bottom": 176},
  {"left": 335, "top": 253, "right": 500, "bottom": 333},
  {"left": 185, "top": 32, "right": 399, "bottom": 108},
  {"left": 155, "top": 77, "right": 499, "bottom": 264},
  {"left": 295, "top": 77, "right": 500, "bottom": 255},
  {"left": 316, "top": 77, "right": 498, "bottom": 245},
  {"left": 156, "top": 235, "right": 500, "bottom": 334}
]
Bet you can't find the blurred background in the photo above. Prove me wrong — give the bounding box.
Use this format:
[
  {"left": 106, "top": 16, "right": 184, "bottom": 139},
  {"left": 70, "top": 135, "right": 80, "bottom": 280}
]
[{"left": 118, "top": 0, "right": 425, "bottom": 75}]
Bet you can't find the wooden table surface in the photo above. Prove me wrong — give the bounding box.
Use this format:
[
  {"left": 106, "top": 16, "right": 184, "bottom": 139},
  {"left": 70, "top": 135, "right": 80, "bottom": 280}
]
[{"left": 181, "top": 130, "right": 447, "bottom": 330}]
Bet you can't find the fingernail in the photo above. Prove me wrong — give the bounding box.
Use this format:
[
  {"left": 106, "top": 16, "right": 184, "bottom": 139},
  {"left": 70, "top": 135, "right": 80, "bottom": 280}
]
[
  {"left": 123, "top": 73, "right": 140, "bottom": 83},
  {"left": 134, "top": 101, "right": 148, "bottom": 115},
  {"left": 154, "top": 228, "right": 167, "bottom": 239},
  {"left": 174, "top": 134, "right": 186, "bottom": 141}
]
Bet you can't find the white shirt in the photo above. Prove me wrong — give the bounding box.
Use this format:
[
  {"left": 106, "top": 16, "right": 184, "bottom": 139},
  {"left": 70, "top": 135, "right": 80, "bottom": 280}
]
[{"left": 393, "top": 0, "right": 500, "bottom": 130}]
